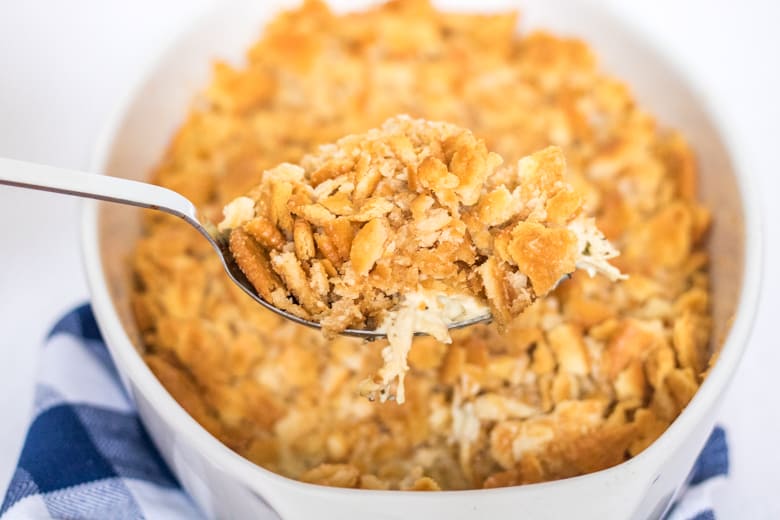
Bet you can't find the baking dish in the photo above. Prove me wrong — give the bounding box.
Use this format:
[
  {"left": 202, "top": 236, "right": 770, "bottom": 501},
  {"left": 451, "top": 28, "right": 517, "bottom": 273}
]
[{"left": 81, "top": 0, "right": 762, "bottom": 518}]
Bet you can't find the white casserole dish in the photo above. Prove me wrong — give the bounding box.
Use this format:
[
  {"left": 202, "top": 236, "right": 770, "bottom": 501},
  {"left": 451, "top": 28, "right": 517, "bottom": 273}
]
[{"left": 80, "top": 0, "right": 762, "bottom": 518}]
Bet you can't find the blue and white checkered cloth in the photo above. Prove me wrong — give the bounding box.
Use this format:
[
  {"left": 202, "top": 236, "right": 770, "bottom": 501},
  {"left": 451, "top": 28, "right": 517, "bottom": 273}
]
[{"left": 1, "top": 304, "right": 729, "bottom": 519}]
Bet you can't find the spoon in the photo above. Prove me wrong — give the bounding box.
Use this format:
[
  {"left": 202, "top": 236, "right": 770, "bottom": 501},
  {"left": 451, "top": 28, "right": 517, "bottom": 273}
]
[{"left": 0, "top": 157, "right": 492, "bottom": 338}]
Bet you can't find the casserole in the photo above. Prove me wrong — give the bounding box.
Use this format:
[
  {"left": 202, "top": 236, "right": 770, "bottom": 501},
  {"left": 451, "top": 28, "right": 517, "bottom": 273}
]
[{"left": 81, "top": 0, "right": 762, "bottom": 517}]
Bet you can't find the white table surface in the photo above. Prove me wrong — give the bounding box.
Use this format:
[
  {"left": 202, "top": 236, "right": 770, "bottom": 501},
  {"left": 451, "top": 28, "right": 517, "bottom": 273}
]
[{"left": 1, "top": 1, "right": 778, "bottom": 518}]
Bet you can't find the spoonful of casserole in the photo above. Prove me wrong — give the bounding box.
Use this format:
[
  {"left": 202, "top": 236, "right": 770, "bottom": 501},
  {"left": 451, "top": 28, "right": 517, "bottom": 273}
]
[
  {"left": 0, "top": 115, "right": 624, "bottom": 403},
  {"left": 218, "top": 115, "right": 626, "bottom": 402}
]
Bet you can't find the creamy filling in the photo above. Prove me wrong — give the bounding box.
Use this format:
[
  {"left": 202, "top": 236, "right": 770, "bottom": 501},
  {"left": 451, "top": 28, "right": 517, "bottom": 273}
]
[
  {"left": 568, "top": 216, "right": 628, "bottom": 282},
  {"left": 218, "top": 196, "right": 255, "bottom": 232},
  {"left": 359, "top": 291, "right": 490, "bottom": 404}
]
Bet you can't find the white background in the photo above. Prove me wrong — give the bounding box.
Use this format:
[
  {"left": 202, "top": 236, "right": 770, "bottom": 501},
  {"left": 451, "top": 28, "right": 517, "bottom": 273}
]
[{"left": 0, "top": 0, "right": 778, "bottom": 518}]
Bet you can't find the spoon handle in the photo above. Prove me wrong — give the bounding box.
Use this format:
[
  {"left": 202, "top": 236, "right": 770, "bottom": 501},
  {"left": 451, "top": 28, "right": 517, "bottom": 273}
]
[{"left": 0, "top": 157, "right": 202, "bottom": 228}]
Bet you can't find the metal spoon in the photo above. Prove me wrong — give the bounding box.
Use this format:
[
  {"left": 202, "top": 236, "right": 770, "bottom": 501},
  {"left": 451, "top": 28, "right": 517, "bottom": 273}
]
[{"left": 0, "top": 157, "right": 492, "bottom": 338}]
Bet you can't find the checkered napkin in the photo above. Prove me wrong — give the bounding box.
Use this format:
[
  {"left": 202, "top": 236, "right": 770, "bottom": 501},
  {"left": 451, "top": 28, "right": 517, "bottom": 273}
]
[{"left": 1, "top": 305, "right": 729, "bottom": 520}]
